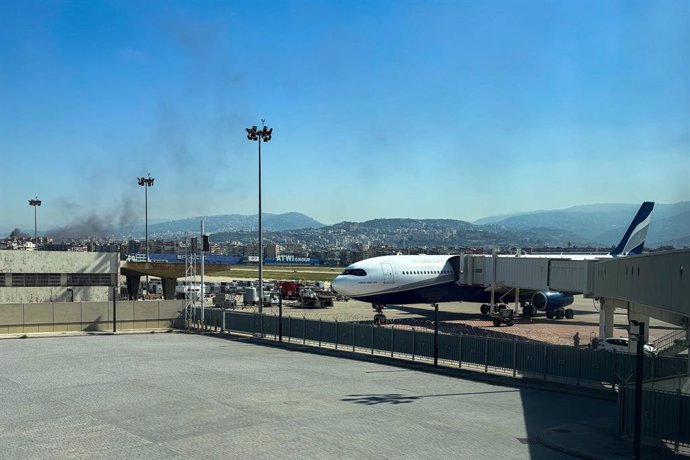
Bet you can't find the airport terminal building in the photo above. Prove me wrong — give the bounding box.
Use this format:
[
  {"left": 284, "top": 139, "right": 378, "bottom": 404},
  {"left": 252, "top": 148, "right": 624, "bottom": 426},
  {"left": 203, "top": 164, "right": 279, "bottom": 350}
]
[{"left": 0, "top": 251, "right": 118, "bottom": 303}]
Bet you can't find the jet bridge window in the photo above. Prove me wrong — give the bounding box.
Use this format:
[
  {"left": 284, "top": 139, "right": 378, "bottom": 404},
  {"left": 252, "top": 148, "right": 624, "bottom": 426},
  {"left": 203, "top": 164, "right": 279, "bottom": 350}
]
[{"left": 342, "top": 269, "right": 367, "bottom": 277}]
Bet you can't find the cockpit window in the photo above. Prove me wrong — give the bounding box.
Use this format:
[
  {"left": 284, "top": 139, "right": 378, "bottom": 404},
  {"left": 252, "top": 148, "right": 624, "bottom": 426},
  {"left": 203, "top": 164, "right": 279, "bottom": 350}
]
[{"left": 342, "top": 268, "right": 367, "bottom": 276}]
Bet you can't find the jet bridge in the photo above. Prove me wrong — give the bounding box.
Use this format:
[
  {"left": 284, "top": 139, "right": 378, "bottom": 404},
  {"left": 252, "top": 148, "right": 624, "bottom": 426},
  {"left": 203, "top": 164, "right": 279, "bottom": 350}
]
[
  {"left": 459, "top": 254, "right": 596, "bottom": 295},
  {"left": 458, "top": 249, "right": 690, "bottom": 371},
  {"left": 591, "top": 249, "right": 689, "bottom": 370}
]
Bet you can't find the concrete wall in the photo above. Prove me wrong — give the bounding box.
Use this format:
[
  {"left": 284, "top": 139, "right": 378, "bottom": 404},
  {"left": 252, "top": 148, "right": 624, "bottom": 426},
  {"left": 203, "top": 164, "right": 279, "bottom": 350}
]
[
  {"left": 0, "top": 300, "right": 186, "bottom": 334},
  {"left": 0, "top": 287, "right": 111, "bottom": 303},
  {"left": 0, "top": 251, "right": 118, "bottom": 274}
]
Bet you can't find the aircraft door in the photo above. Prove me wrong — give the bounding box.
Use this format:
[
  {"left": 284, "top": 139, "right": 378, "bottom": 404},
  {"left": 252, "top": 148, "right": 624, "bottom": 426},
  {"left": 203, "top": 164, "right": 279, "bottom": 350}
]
[{"left": 381, "top": 263, "right": 395, "bottom": 284}]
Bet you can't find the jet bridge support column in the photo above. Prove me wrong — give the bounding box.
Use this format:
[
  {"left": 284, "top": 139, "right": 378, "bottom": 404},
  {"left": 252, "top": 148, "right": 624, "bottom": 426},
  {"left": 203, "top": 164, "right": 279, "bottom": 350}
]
[
  {"left": 514, "top": 287, "right": 520, "bottom": 313},
  {"left": 161, "top": 278, "right": 177, "bottom": 300},
  {"left": 125, "top": 275, "right": 141, "bottom": 300},
  {"left": 599, "top": 298, "right": 616, "bottom": 340}
]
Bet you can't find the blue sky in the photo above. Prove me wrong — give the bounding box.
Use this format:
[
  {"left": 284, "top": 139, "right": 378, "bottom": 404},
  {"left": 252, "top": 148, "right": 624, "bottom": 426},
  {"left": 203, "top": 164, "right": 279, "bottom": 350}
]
[{"left": 1, "top": 0, "right": 688, "bottom": 232}]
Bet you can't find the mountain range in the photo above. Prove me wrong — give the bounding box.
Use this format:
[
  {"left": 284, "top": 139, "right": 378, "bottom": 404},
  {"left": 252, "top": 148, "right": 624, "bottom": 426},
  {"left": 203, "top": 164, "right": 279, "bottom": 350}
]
[
  {"left": 474, "top": 202, "right": 690, "bottom": 246},
  {"left": 202, "top": 201, "right": 689, "bottom": 249},
  {"left": 7, "top": 202, "right": 687, "bottom": 248}
]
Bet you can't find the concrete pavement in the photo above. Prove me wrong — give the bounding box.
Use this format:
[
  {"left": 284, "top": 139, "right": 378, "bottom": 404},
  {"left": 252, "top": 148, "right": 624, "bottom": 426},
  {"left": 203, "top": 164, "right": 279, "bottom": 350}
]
[{"left": 0, "top": 332, "right": 680, "bottom": 459}]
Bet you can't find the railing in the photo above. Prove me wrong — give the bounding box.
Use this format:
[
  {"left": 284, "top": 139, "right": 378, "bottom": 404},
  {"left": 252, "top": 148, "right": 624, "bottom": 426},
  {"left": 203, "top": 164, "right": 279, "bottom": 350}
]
[
  {"left": 189, "top": 309, "right": 689, "bottom": 392},
  {"left": 620, "top": 379, "right": 690, "bottom": 452},
  {"left": 653, "top": 328, "right": 689, "bottom": 354}
]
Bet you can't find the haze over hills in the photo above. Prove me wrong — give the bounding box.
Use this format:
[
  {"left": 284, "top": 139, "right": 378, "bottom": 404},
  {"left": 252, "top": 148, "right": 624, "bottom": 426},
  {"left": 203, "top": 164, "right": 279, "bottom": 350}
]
[
  {"left": 116, "top": 212, "right": 325, "bottom": 238},
  {"left": 6, "top": 202, "right": 688, "bottom": 248},
  {"left": 474, "top": 202, "right": 690, "bottom": 246}
]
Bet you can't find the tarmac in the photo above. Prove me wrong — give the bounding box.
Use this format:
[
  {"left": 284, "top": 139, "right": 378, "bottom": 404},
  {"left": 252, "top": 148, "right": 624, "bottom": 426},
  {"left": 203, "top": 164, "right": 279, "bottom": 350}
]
[
  {"left": 251, "top": 295, "right": 683, "bottom": 346},
  {"left": 0, "top": 330, "right": 685, "bottom": 459}
]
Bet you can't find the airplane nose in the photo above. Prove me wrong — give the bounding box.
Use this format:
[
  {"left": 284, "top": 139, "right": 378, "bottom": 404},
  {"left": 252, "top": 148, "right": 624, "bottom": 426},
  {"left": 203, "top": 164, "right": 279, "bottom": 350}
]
[{"left": 331, "top": 276, "right": 346, "bottom": 295}]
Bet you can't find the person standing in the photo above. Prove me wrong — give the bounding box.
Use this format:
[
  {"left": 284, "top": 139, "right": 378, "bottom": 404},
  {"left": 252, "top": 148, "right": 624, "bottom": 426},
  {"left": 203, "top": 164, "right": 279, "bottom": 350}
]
[{"left": 573, "top": 332, "right": 581, "bottom": 347}]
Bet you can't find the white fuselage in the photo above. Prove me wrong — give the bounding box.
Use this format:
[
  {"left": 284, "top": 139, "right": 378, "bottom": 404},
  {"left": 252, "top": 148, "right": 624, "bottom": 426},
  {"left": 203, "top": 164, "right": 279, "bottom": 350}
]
[{"left": 331, "top": 254, "right": 456, "bottom": 299}]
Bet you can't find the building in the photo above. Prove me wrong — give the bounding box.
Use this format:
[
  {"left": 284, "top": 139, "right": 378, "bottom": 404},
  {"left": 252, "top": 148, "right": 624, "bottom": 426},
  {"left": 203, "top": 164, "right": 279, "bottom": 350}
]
[{"left": 0, "top": 251, "right": 119, "bottom": 303}]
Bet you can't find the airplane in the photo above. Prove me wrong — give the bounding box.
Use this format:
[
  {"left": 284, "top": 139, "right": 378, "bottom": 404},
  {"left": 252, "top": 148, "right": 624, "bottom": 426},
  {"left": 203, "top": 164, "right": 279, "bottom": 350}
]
[{"left": 331, "top": 202, "right": 655, "bottom": 325}]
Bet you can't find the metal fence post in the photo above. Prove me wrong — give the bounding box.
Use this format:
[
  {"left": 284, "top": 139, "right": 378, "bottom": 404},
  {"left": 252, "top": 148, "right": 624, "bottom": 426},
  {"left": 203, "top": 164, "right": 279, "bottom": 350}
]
[
  {"left": 484, "top": 337, "right": 489, "bottom": 373},
  {"left": 335, "top": 319, "right": 338, "bottom": 350},
  {"left": 433, "top": 303, "right": 439, "bottom": 367},
  {"left": 391, "top": 326, "right": 394, "bottom": 358},
  {"left": 260, "top": 313, "right": 264, "bottom": 338},
  {"left": 318, "top": 318, "right": 322, "bottom": 347},
  {"left": 412, "top": 328, "right": 416, "bottom": 362},
  {"left": 612, "top": 349, "right": 617, "bottom": 391},
  {"left": 618, "top": 380, "right": 625, "bottom": 439},
  {"left": 221, "top": 310, "right": 225, "bottom": 332},
  {"left": 112, "top": 286, "right": 117, "bottom": 333},
  {"left": 512, "top": 338, "right": 517, "bottom": 377},
  {"left": 302, "top": 317, "right": 306, "bottom": 344},
  {"left": 543, "top": 344, "right": 548, "bottom": 382},
  {"left": 676, "top": 380, "right": 682, "bottom": 452},
  {"left": 252, "top": 312, "right": 256, "bottom": 336},
  {"left": 458, "top": 333, "right": 462, "bottom": 369},
  {"left": 352, "top": 323, "right": 356, "bottom": 352},
  {"left": 575, "top": 348, "right": 582, "bottom": 387},
  {"left": 278, "top": 296, "right": 283, "bottom": 343},
  {"left": 371, "top": 324, "right": 374, "bottom": 355},
  {"left": 288, "top": 316, "right": 291, "bottom": 343}
]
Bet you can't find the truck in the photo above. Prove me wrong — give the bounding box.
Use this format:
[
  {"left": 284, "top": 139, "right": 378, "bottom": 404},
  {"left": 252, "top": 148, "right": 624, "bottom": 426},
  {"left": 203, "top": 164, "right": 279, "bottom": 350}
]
[
  {"left": 298, "top": 287, "right": 335, "bottom": 308},
  {"left": 279, "top": 281, "right": 301, "bottom": 300}
]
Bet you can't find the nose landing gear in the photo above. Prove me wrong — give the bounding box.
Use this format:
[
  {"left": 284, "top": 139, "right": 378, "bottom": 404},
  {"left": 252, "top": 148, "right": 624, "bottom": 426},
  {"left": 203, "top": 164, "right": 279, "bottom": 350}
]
[{"left": 372, "top": 304, "right": 387, "bottom": 325}]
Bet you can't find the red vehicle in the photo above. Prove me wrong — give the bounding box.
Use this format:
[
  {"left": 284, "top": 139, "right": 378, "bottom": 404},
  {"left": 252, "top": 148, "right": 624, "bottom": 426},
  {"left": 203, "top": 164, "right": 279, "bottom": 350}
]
[{"left": 279, "top": 281, "right": 301, "bottom": 300}]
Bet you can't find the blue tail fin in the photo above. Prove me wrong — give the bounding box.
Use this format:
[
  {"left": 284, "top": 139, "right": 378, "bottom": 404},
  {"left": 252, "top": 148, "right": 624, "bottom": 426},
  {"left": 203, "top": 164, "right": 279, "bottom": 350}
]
[{"left": 609, "top": 202, "right": 654, "bottom": 256}]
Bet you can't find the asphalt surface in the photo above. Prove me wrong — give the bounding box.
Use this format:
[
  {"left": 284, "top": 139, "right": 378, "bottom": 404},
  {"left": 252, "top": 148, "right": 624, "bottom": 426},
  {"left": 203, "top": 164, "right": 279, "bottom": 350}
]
[{"left": 0, "top": 332, "right": 626, "bottom": 459}]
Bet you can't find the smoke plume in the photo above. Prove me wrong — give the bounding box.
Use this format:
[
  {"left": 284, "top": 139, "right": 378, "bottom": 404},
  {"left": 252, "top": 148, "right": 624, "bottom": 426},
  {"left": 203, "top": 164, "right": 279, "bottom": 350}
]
[{"left": 8, "top": 228, "right": 29, "bottom": 239}]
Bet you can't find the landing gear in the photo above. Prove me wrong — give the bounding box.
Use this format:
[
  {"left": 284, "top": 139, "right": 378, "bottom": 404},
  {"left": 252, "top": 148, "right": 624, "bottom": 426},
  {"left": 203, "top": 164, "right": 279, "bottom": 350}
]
[
  {"left": 372, "top": 304, "right": 386, "bottom": 325},
  {"left": 544, "top": 308, "right": 574, "bottom": 320},
  {"left": 522, "top": 304, "right": 537, "bottom": 317},
  {"left": 480, "top": 304, "right": 490, "bottom": 315}
]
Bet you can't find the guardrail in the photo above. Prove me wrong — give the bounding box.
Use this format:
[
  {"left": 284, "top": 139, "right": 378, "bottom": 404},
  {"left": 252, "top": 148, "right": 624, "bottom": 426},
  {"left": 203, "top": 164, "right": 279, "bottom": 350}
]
[
  {"left": 190, "top": 309, "right": 688, "bottom": 391},
  {"left": 653, "top": 328, "right": 689, "bottom": 354},
  {"left": 620, "top": 380, "right": 690, "bottom": 452}
]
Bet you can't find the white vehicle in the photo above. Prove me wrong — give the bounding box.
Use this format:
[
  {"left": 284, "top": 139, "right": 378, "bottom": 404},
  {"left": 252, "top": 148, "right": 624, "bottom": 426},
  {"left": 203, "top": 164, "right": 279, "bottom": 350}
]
[{"left": 595, "top": 337, "right": 657, "bottom": 356}]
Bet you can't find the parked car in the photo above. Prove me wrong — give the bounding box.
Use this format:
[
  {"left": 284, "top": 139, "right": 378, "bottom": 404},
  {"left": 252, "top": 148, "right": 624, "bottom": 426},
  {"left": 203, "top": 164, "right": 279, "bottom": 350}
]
[{"left": 594, "top": 337, "right": 657, "bottom": 356}]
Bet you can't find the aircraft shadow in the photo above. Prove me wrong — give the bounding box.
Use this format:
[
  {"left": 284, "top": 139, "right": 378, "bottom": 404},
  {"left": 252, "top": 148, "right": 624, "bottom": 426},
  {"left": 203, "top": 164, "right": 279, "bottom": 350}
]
[{"left": 391, "top": 304, "right": 486, "bottom": 321}]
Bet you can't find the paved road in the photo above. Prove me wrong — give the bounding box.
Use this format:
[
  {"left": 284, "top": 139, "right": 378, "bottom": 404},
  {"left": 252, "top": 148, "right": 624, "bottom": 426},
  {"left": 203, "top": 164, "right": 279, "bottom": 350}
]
[{"left": 0, "top": 333, "right": 619, "bottom": 459}]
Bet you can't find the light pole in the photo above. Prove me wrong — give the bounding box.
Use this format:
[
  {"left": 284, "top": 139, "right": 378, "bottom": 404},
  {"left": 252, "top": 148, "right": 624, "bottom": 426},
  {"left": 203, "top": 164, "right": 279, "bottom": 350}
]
[
  {"left": 137, "top": 174, "right": 154, "bottom": 293},
  {"left": 28, "top": 197, "right": 42, "bottom": 246},
  {"left": 245, "top": 120, "right": 272, "bottom": 313},
  {"left": 631, "top": 319, "right": 646, "bottom": 460}
]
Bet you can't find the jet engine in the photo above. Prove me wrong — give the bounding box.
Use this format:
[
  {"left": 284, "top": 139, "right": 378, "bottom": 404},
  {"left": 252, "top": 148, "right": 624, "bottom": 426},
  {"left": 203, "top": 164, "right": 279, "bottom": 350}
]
[{"left": 531, "top": 291, "right": 574, "bottom": 311}]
